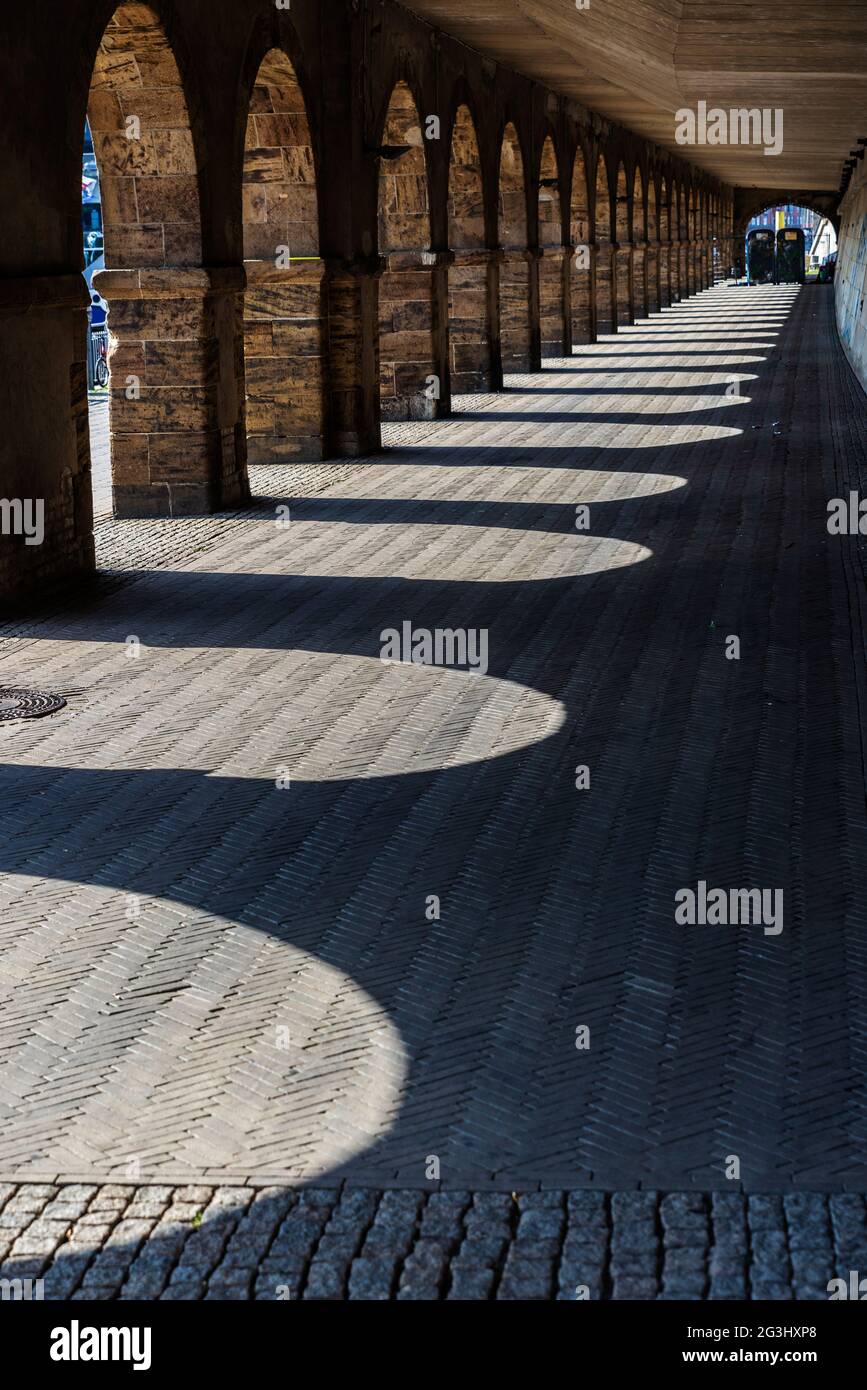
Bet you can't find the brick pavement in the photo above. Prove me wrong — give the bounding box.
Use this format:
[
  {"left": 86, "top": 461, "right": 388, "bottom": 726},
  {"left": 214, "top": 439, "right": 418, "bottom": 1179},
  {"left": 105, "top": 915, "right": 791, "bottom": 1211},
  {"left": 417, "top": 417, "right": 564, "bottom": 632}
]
[{"left": 3, "top": 284, "right": 867, "bottom": 1295}]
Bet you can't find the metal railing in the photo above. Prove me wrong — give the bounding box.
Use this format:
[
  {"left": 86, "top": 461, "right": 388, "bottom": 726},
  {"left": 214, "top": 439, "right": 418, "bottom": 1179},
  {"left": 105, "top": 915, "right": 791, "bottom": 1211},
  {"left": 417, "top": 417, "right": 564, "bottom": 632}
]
[{"left": 87, "top": 324, "right": 109, "bottom": 390}]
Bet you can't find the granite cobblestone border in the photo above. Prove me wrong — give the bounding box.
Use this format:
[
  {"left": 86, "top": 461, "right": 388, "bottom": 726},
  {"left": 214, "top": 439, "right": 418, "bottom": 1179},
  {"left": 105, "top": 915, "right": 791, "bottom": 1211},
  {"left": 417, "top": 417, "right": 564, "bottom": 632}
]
[{"left": 2, "top": 1183, "right": 866, "bottom": 1301}]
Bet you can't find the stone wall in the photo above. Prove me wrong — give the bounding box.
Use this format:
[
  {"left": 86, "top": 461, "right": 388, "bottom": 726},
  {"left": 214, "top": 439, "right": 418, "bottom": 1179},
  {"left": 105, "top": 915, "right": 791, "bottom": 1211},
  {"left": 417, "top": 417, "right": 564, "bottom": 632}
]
[
  {"left": 0, "top": 0, "right": 731, "bottom": 601},
  {"left": 835, "top": 167, "right": 867, "bottom": 395}
]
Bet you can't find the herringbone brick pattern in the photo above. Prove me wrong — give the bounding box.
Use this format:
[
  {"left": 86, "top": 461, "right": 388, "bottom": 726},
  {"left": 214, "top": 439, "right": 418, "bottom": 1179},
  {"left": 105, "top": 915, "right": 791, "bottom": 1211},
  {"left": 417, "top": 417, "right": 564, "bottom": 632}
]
[{"left": 2, "top": 285, "right": 866, "bottom": 1196}]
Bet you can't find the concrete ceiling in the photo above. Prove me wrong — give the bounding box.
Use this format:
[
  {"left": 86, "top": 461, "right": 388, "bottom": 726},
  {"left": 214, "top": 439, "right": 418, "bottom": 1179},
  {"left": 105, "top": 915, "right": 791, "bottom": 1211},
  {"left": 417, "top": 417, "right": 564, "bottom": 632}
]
[{"left": 404, "top": 0, "right": 867, "bottom": 190}]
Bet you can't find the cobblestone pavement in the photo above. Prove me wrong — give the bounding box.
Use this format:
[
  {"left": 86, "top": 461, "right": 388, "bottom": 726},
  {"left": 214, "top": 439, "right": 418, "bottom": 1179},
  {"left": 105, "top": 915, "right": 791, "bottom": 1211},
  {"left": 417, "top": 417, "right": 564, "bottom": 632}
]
[
  {"left": 3, "top": 286, "right": 867, "bottom": 1232},
  {"left": 4, "top": 1181, "right": 867, "bottom": 1300}
]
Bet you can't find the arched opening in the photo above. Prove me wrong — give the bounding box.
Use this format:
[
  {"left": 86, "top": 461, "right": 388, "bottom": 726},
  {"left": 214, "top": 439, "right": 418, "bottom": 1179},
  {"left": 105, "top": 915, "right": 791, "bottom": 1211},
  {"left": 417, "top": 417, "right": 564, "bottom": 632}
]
[
  {"left": 632, "top": 166, "right": 646, "bottom": 319},
  {"left": 688, "top": 188, "right": 697, "bottom": 293},
  {"left": 614, "top": 163, "right": 631, "bottom": 326},
  {"left": 498, "top": 121, "right": 532, "bottom": 372},
  {"left": 647, "top": 176, "right": 659, "bottom": 313},
  {"left": 377, "top": 80, "right": 436, "bottom": 420},
  {"left": 447, "top": 103, "right": 491, "bottom": 393},
  {"left": 242, "top": 48, "right": 323, "bottom": 465},
  {"left": 537, "top": 135, "right": 565, "bottom": 358},
  {"left": 740, "top": 201, "right": 833, "bottom": 283},
  {"left": 87, "top": 2, "right": 246, "bottom": 517},
  {"left": 570, "top": 144, "right": 592, "bottom": 345},
  {"left": 594, "top": 153, "right": 613, "bottom": 334}
]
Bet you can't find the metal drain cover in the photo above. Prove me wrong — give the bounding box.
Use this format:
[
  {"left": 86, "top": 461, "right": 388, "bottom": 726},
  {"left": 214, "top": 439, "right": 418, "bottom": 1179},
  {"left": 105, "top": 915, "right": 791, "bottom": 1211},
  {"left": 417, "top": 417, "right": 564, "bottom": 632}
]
[{"left": 0, "top": 688, "right": 67, "bottom": 721}]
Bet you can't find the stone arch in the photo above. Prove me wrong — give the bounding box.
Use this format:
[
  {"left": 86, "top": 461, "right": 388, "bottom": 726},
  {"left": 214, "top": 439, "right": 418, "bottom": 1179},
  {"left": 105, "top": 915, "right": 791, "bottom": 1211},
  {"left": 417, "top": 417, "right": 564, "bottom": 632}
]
[
  {"left": 593, "top": 151, "right": 614, "bottom": 333},
  {"left": 537, "top": 133, "right": 566, "bottom": 357},
  {"left": 498, "top": 120, "right": 532, "bottom": 372},
  {"left": 447, "top": 101, "right": 491, "bottom": 393},
  {"left": 377, "top": 79, "right": 437, "bottom": 419},
  {"left": 242, "top": 47, "right": 323, "bottom": 465},
  {"left": 614, "top": 162, "right": 631, "bottom": 326},
  {"left": 570, "top": 142, "right": 592, "bottom": 344},
  {"left": 88, "top": 1, "right": 247, "bottom": 517}
]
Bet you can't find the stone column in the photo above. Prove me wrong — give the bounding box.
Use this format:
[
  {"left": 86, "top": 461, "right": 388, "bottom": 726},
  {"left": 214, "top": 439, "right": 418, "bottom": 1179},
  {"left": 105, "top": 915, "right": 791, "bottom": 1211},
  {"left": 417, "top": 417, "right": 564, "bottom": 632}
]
[
  {"left": 569, "top": 243, "right": 595, "bottom": 345},
  {"left": 684, "top": 240, "right": 694, "bottom": 295},
  {"left": 500, "top": 248, "right": 536, "bottom": 372},
  {"left": 612, "top": 242, "right": 632, "bottom": 327},
  {"left": 645, "top": 239, "right": 658, "bottom": 314},
  {"left": 634, "top": 240, "right": 649, "bottom": 318},
  {"left": 96, "top": 266, "right": 249, "bottom": 518},
  {"left": 449, "top": 248, "right": 496, "bottom": 393},
  {"left": 538, "top": 245, "right": 569, "bottom": 358},
  {"left": 594, "top": 242, "right": 615, "bottom": 334},
  {"left": 378, "top": 249, "right": 450, "bottom": 419},
  {"left": 0, "top": 273, "right": 94, "bottom": 600},
  {"left": 324, "top": 256, "right": 382, "bottom": 456},
  {"left": 243, "top": 258, "right": 327, "bottom": 464},
  {"left": 658, "top": 240, "right": 671, "bottom": 308},
  {"left": 487, "top": 250, "right": 505, "bottom": 390}
]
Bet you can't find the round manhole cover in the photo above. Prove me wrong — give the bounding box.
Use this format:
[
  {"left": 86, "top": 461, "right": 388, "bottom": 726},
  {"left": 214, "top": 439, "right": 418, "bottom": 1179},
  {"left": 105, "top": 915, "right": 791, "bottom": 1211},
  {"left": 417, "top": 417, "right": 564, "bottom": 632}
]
[{"left": 0, "top": 688, "right": 67, "bottom": 721}]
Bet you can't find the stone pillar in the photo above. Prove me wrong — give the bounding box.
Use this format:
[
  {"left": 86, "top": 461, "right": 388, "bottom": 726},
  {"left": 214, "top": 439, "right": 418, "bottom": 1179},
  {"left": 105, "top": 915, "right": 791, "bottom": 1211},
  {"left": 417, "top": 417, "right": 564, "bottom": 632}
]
[
  {"left": 243, "top": 259, "right": 327, "bottom": 464},
  {"left": 658, "top": 241, "right": 671, "bottom": 308},
  {"left": 646, "top": 240, "right": 659, "bottom": 313},
  {"left": 0, "top": 274, "right": 94, "bottom": 600},
  {"left": 594, "top": 242, "right": 615, "bottom": 334},
  {"left": 538, "top": 245, "right": 568, "bottom": 358},
  {"left": 613, "top": 242, "right": 631, "bottom": 327},
  {"left": 500, "top": 248, "right": 535, "bottom": 372},
  {"left": 487, "top": 251, "right": 505, "bottom": 390},
  {"left": 324, "top": 257, "right": 382, "bottom": 456},
  {"left": 449, "top": 249, "right": 496, "bottom": 393},
  {"left": 569, "top": 243, "right": 595, "bottom": 345},
  {"left": 633, "top": 241, "right": 648, "bottom": 318},
  {"left": 378, "top": 250, "right": 450, "bottom": 419},
  {"left": 96, "top": 266, "right": 249, "bottom": 518}
]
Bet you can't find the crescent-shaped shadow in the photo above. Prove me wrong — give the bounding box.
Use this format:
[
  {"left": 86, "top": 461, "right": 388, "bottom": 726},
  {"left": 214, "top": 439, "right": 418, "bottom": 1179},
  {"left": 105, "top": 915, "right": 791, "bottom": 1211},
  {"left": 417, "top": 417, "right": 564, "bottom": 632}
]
[{"left": 4, "top": 292, "right": 856, "bottom": 1225}]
